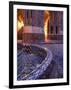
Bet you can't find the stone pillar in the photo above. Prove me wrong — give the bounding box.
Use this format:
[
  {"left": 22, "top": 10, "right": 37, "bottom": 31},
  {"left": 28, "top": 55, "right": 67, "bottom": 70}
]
[
  {"left": 57, "top": 12, "right": 60, "bottom": 34},
  {"left": 49, "top": 12, "right": 54, "bottom": 35},
  {"left": 52, "top": 12, "right": 55, "bottom": 35},
  {"left": 48, "top": 12, "right": 51, "bottom": 35}
]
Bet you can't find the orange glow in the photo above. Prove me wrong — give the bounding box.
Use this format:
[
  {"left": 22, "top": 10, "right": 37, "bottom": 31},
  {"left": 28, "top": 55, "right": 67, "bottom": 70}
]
[
  {"left": 17, "top": 10, "right": 24, "bottom": 31},
  {"left": 44, "top": 22, "right": 48, "bottom": 42},
  {"left": 44, "top": 11, "right": 50, "bottom": 42},
  {"left": 17, "top": 19, "right": 24, "bottom": 31}
]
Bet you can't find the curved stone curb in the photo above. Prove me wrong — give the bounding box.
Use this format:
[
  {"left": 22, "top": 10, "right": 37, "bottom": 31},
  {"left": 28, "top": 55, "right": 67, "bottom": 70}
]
[{"left": 17, "top": 44, "right": 53, "bottom": 80}]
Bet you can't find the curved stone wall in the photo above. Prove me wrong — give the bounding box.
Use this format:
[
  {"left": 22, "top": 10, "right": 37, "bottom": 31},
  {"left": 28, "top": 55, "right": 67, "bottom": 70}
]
[{"left": 17, "top": 44, "right": 52, "bottom": 80}]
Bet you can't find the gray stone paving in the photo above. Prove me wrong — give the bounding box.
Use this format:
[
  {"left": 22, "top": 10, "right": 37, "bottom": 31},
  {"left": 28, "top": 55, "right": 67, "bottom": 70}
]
[
  {"left": 37, "top": 43, "right": 63, "bottom": 79},
  {"left": 17, "top": 43, "right": 63, "bottom": 80}
]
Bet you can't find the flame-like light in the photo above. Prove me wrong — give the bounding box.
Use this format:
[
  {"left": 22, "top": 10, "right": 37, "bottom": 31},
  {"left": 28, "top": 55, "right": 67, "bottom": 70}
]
[
  {"left": 44, "top": 11, "right": 49, "bottom": 42},
  {"left": 17, "top": 20, "right": 24, "bottom": 31},
  {"left": 44, "top": 22, "right": 48, "bottom": 42},
  {"left": 17, "top": 14, "right": 24, "bottom": 31}
]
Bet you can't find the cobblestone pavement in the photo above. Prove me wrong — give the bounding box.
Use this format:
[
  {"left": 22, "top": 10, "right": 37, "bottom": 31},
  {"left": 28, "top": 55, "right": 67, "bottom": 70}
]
[
  {"left": 17, "top": 43, "right": 63, "bottom": 80},
  {"left": 37, "top": 43, "right": 63, "bottom": 79},
  {"left": 17, "top": 45, "right": 47, "bottom": 80}
]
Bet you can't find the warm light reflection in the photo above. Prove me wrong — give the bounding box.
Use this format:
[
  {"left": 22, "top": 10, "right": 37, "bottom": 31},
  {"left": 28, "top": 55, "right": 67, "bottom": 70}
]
[
  {"left": 44, "top": 11, "right": 50, "bottom": 42},
  {"left": 44, "top": 23, "right": 48, "bottom": 42},
  {"left": 17, "top": 20, "right": 24, "bottom": 31},
  {"left": 17, "top": 10, "right": 24, "bottom": 32}
]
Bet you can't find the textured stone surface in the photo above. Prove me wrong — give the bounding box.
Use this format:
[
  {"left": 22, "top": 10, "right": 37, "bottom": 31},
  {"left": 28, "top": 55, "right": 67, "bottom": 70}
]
[
  {"left": 17, "top": 43, "right": 63, "bottom": 80},
  {"left": 37, "top": 44, "right": 63, "bottom": 79},
  {"left": 17, "top": 45, "right": 52, "bottom": 80}
]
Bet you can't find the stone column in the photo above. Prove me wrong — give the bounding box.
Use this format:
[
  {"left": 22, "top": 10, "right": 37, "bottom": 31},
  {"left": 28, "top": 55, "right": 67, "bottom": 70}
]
[
  {"left": 49, "top": 12, "right": 54, "bottom": 35},
  {"left": 57, "top": 12, "right": 60, "bottom": 34},
  {"left": 52, "top": 12, "right": 55, "bottom": 35},
  {"left": 48, "top": 12, "right": 51, "bottom": 35}
]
